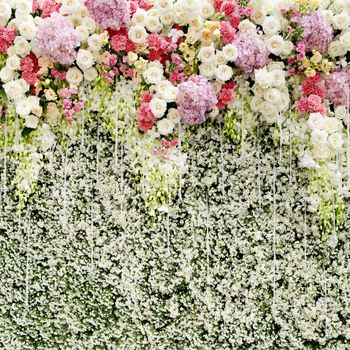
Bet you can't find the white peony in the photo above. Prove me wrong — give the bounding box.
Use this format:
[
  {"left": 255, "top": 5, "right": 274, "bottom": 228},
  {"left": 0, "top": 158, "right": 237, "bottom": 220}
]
[
  {"left": 260, "top": 102, "right": 279, "bottom": 123},
  {"left": 215, "top": 51, "right": 227, "bottom": 66},
  {"left": 129, "top": 25, "right": 148, "bottom": 44},
  {"left": 215, "top": 65, "right": 233, "bottom": 82},
  {"left": 149, "top": 97, "right": 167, "bottom": 118},
  {"left": 82, "top": 17, "right": 96, "bottom": 33},
  {"left": 160, "top": 13, "right": 173, "bottom": 26},
  {"left": 157, "top": 118, "right": 175, "bottom": 135},
  {"left": 66, "top": 67, "right": 83, "bottom": 86},
  {"left": 222, "top": 44, "right": 238, "bottom": 61},
  {"left": 76, "top": 49, "right": 94, "bottom": 71}
]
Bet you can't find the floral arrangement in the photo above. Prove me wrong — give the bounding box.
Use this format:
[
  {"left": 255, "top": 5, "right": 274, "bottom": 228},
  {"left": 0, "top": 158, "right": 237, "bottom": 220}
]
[{"left": 0, "top": 0, "right": 350, "bottom": 235}]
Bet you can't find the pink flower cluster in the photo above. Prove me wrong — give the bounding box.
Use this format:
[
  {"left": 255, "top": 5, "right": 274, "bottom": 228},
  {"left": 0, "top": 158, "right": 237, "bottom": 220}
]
[
  {"left": 178, "top": 75, "right": 217, "bottom": 125},
  {"left": 301, "top": 73, "right": 326, "bottom": 99},
  {"left": 299, "top": 11, "right": 333, "bottom": 53},
  {"left": 20, "top": 52, "right": 39, "bottom": 85},
  {"left": 217, "top": 82, "right": 235, "bottom": 110},
  {"left": 296, "top": 95, "right": 326, "bottom": 115},
  {"left": 137, "top": 92, "right": 156, "bottom": 132},
  {"left": 109, "top": 28, "right": 136, "bottom": 53},
  {"left": 58, "top": 86, "right": 84, "bottom": 123},
  {"left": 32, "top": 0, "right": 62, "bottom": 18},
  {"left": 325, "top": 70, "right": 350, "bottom": 109},
  {"left": 220, "top": 22, "right": 236, "bottom": 44},
  {"left": 86, "top": 0, "right": 130, "bottom": 30},
  {"left": 0, "top": 27, "right": 16, "bottom": 53},
  {"left": 152, "top": 138, "right": 179, "bottom": 160},
  {"left": 35, "top": 13, "right": 80, "bottom": 65},
  {"left": 234, "top": 30, "right": 269, "bottom": 74}
]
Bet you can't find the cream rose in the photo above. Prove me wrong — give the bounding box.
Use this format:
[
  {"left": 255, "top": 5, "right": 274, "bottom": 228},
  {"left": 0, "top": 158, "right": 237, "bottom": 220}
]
[
  {"left": 66, "top": 67, "right": 83, "bottom": 86},
  {"left": 149, "top": 97, "right": 167, "bottom": 118},
  {"left": 157, "top": 118, "right": 175, "bottom": 135}
]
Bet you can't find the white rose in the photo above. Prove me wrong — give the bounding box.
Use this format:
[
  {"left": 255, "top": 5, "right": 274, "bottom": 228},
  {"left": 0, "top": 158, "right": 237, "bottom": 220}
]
[
  {"left": 164, "top": 86, "right": 178, "bottom": 103},
  {"left": 14, "top": 36, "right": 31, "bottom": 57},
  {"left": 84, "top": 67, "right": 98, "bottom": 82},
  {"left": 264, "top": 88, "right": 282, "bottom": 105},
  {"left": 323, "top": 117, "right": 341, "bottom": 134},
  {"left": 156, "top": 80, "right": 171, "bottom": 95},
  {"left": 200, "top": 2, "right": 214, "bottom": 19},
  {"left": 280, "top": 93, "right": 290, "bottom": 111},
  {"left": 76, "top": 25, "right": 89, "bottom": 42},
  {"left": 143, "top": 66, "right": 163, "bottom": 84},
  {"left": 60, "top": 0, "right": 80, "bottom": 14},
  {"left": 25, "top": 115, "right": 39, "bottom": 129},
  {"left": 250, "top": 96, "right": 264, "bottom": 112},
  {"left": 222, "top": 44, "right": 238, "bottom": 62},
  {"left": 160, "top": 13, "right": 173, "bottom": 26},
  {"left": 146, "top": 16, "right": 162, "bottom": 33},
  {"left": 308, "top": 113, "right": 325, "bottom": 130},
  {"left": 262, "top": 16, "right": 281, "bottom": 35},
  {"left": 328, "top": 133, "right": 344, "bottom": 150},
  {"left": 149, "top": 97, "right": 167, "bottom": 118},
  {"left": 167, "top": 108, "right": 181, "bottom": 124},
  {"left": 0, "top": 2, "right": 11, "bottom": 26},
  {"left": 76, "top": 49, "right": 94, "bottom": 71},
  {"left": 18, "top": 20, "right": 36, "bottom": 40},
  {"left": 132, "top": 8, "right": 147, "bottom": 26},
  {"left": 270, "top": 70, "right": 286, "bottom": 87},
  {"left": 16, "top": 0, "right": 32, "bottom": 15},
  {"left": 6, "top": 55, "right": 20, "bottom": 71},
  {"left": 312, "top": 145, "right": 330, "bottom": 160},
  {"left": 0, "top": 67, "right": 14, "bottom": 82},
  {"left": 16, "top": 98, "right": 31, "bottom": 116},
  {"left": 155, "top": 0, "right": 173, "bottom": 13},
  {"left": 260, "top": 102, "right": 278, "bottom": 123},
  {"left": 129, "top": 25, "right": 148, "bottom": 44},
  {"left": 198, "top": 46, "right": 216, "bottom": 63},
  {"left": 3, "top": 80, "right": 24, "bottom": 100},
  {"left": 311, "top": 130, "right": 328, "bottom": 146},
  {"left": 255, "top": 67, "right": 273, "bottom": 88},
  {"left": 88, "top": 33, "right": 103, "bottom": 51},
  {"left": 334, "top": 105, "right": 348, "bottom": 120},
  {"left": 18, "top": 78, "right": 29, "bottom": 94},
  {"left": 328, "top": 41, "right": 347, "bottom": 57},
  {"left": 66, "top": 67, "right": 83, "bottom": 86},
  {"left": 266, "top": 35, "right": 285, "bottom": 56},
  {"left": 300, "top": 153, "right": 316, "bottom": 168},
  {"left": 339, "top": 31, "right": 350, "bottom": 49},
  {"left": 82, "top": 17, "right": 96, "bottom": 33},
  {"left": 157, "top": 118, "right": 174, "bottom": 135},
  {"left": 27, "top": 96, "right": 40, "bottom": 108},
  {"left": 332, "top": 12, "right": 350, "bottom": 30},
  {"left": 238, "top": 19, "right": 256, "bottom": 32},
  {"left": 215, "top": 64, "right": 233, "bottom": 82},
  {"left": 199, "top": 63, "right": 215, "bottom": 79},
  {"left": 215, "top": 51, "right": 227, "bottom": 66},
  {"left": 251, "top": 8, "right": 266, "bottom": 25},
  {"left": 281, "top": 41, "right": 293, "bottom": 56},
  {"left": 322, "top": 10, "right": 334, "bottom": 24},
  {"left": 333, "top": 0, "right": 348, "bottom": 13}
]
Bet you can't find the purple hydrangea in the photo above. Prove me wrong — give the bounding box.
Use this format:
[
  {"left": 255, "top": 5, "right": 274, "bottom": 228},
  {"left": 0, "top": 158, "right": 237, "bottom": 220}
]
[
  {"left": 325, "top": 70, "right": 350, "bottom": 108},
  {"left": 178, "top": 76, "right": 217, "bottom": 125},
  {"left": 234, "top": 30, "right": 270, "bottom": 74},
  {"left": 35, "top": 13, "right": 80, "bottom": 65},
  {"left": 86, "top": 0, "right": 130, "bottom": 30},
  {"left": 299, "top": 11, "right": 333, "bottom": 53}
]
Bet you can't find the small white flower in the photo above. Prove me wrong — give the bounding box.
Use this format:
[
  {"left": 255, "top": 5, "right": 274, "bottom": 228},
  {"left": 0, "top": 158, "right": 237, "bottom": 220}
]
[
  {"left": 164, "top": 86, "right": 178, "bottom": 103},
  {"left": 323, "top": 117, "right": 341, "bottom": 134},
  {"left": 149, "top": 97, "right": 167, "bottom": 118},
  {"left": 334, "top": 105, "right": 348, "bottom": 120},
  {"left": 4, "top": 80, "right": 24, "bottom": 100},
  {"left": 157, "top": 118, "right": 175, "bottom": 135},
  {"left": 238, "top": 19, "right": 256, "bottom": 32},
  {"left": 18, "top": 19, "right": 36, "bottom": 40},
  {"left": 250, "top": 96, "right": 264, "bottom": 112},
  {"left": 155, "top": 0, "right": 173, "bottom": 13},
  {"left": 60, "top": 0, "right": 80, "bottom": 14},
  {"left": 200, "top": 2, "right": 214, "bottom": 19},
  {"left": 312, "top": 144, "right": 330, "bottom": 160}
]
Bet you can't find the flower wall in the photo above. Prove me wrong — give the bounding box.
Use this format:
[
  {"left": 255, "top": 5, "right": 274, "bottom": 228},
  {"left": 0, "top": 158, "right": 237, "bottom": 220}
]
[{"left": 1, "top": 122, "right": 349, "bottom": 349}]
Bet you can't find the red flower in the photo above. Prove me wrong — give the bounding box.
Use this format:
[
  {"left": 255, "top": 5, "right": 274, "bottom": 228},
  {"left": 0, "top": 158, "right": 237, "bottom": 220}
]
[{"left": 111, "top": 34, "right": 127, "bottom": 52}]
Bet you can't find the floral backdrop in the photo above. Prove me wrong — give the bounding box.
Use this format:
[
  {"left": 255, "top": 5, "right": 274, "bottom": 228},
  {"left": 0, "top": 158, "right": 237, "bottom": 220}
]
[{"left": 0, "top": 0, "right": 350, "bottom": 348}]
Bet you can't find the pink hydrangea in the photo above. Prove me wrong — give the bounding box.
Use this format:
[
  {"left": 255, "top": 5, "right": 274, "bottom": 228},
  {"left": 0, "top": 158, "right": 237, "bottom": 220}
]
[
  {"left": 325, "top": 70, "right": 350, "bottom": 109},
  {"left": 299, "top": 11, "right": 333, "bottom": 53},
  {"left": 86, "top": 0, "right": 130, "bottom": 30},
  {"left": 35, "top": 13, "right": 80, "bottom": 65},
  {"left": 234, "top": 29, "right": 269, "bottom": 74},
  {"left": 178, "top": 75, "right": 217, "bottom": 125}
]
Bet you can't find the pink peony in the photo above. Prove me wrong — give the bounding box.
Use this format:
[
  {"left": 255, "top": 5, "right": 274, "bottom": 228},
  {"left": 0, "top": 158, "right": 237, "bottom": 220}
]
[
  {"left": 35, "top": 13, "right": 80, "bottom": 65},
  {"left": 86, "top": 0, "right": 131, "bottom": 30}
]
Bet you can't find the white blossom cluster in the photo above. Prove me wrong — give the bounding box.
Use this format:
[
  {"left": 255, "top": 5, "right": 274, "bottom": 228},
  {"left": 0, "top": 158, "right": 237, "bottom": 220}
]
[{"left": 0, "top": 122, "right": 349, "bottom": 349}]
